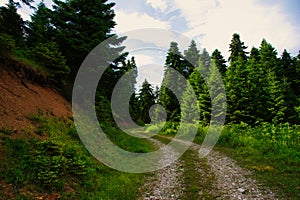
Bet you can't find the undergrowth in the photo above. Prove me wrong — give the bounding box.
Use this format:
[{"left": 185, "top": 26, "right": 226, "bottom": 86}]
[
  {"left": 0, "top": 112, "right": 156, "bottom": 199},
  {"left": 196, "top": 123, "right": 300, "bottom": 199}
]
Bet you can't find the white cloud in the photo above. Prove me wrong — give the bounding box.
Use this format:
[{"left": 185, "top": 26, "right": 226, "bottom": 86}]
[
  {"left": 173, "top": 0, "right": 216, "bottom": 28},
  {"left": 131, "top": 53, "right": 165, "bottom": 88},
  {"left": 173, "top": 0, "right": 300, "bottom": 58},
  {"left": 136, "top": 64, "right": 165, "bottom": 88},
  {"left": 113, "top": 10, "right": 170, "bottom": 33},
  {"left": 146, "top": 0, "right": 168, "bottom": 12},
  {"left": 133, "top": 54, "right": 155, "bottom": 66}
]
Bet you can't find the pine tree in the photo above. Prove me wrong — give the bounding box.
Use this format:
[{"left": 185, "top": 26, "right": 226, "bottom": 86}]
[
  {"left": 159, "top": 42, "right": 187, "bottom": 121},
  {"left": 138, "top": 79, "right": 156, "bottom": 124},
  {"left": 249, "top": 47, "right": 260, "bottom": 61},
  {"left": 189, "top": 68, "right": 205, "bottom": 98},
  {"left": 264, "top": 70, "right": 289, "bottom": 124},
  {"left": 105, "top": 57, "right": 138, "bottom": 125},
  {"left": 228, "top": 33, "right": 248, "bottom": 64},
  {"left": 181, "top": 81, "right": 199, "bottom": 123},
  {"left": 184, "top": 40, "right": 200, "bottom": 76},
  {"left": 129, "top": 92, "right": 142, "bottom": 125},
  {"left": 199, "top": 48, "right": 211, "bottom": 70},
  {"left": 51, "top": 0, "right": 127, "bottom": 79},
  {"left": 212, "top": 49, "right": 227, "bottom": 76},
  {"left": 259, "top": 39, "right": 278, "bottom": 71},
  {"left": 280, "top": 49, "right": 298, "bottom": 95},
  {"left": 0, "top": 1, "right": 25, "bottom": 46},
  {"left": 29, "top": 42, "right": 70, "bottom": 85},
  {"left": 27, "top": 2, "right": 54, "bottom": 47},
  {"left": 159, "top": 70, "right": 182, "bottom": 122},
  {"left": 225, "top": 56, "right": 250, "bottom": 124}
]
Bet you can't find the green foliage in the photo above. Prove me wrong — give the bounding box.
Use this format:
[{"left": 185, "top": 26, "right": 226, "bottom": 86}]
[
  {"left": 2, "top": 138, "right": 30, "bottom": 187},
  {"left": 32, "top": 140, "right": 90, "bottom": 190},
  {"left": 184, "top": 40, "right": 200, "bottom": 75},
  {"left": 51, "top": 0, "right": 124, "bottom": 78},
  {"left": 0, "top": 33, "right": 15, "bottom": 56},
  {"left": 212, "top": 49, "right": 227, "bottom": 76},
  {"left": 228, "top": 33, "right": 248, "bottom": 64},
  {"left": 214, "top": 123, "right": 300, "bottom": 198},
  {"left": 0, "top": 1, "right": 25, "bottom": 46},
  {"left": 138, "top": 79, "right": 156, "bottom": 124},
  {"left": 181, "top": 81, "right": 199, "bottom": 123},
  {"left": 0, "top": 113, "right": 156, "bottom": 198},
  {"left": 0, "top": 126, "right": 14, "bottom": 135},
  {"left": 29, "top": 42, "right": 70, "bottom": 84},
  {"left": 26, "top": 2, "right": 53, "bottom": 48}
]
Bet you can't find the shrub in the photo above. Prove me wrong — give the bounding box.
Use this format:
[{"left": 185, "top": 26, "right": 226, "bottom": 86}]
[
  {"left": 32, "top": 140, "right": 90, "bottom": 190},
  {"left": 29, "top": 42, "right": 70, "bottom": 85}
]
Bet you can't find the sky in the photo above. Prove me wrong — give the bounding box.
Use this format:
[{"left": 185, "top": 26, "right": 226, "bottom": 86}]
[
  {"left": 110, "top": 0, "right": 300, "bottom": 87},
  {"left": 1, "top": 0, "right": 300, "bottom": 88}
]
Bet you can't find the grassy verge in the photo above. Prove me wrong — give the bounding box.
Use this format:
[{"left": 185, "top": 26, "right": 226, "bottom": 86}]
[
  {"left": 149, "top": 122, "right": 300, "bottom": 199},
  {"left": 0, "top": 113, "right": 156, "bottom": 199},
  {"left": 194, "top": 123, "right": 300, "bottom": 199}
]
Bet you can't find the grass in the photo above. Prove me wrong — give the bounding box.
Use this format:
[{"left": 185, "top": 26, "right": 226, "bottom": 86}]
[
  {"left": 181, "top": 148, "right": 221, "bottom": 200},
  {"left": 194, "top": 123, "right": 300, "bottom": 199},
  {"left": 0, "top": 112, "right": 156, "bottom": 199},
  {"left": 12, "top": 51, "right": 48, "bottom": 76},
  {"left": 0, "top": 126, "right": 15, "bottom": 135}
]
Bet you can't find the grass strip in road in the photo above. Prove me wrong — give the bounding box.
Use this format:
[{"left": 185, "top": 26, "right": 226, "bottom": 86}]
[
  {"left": 181, "top": 148, "right": 224, "bottom": 200},
  {"left": 152, "top": 135, "right": 222, "bottom": 199}
]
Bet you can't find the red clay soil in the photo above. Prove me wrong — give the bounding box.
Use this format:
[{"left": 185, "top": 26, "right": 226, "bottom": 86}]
[{"left": 0, "top": 61, "right": 72, "bottom": 134}]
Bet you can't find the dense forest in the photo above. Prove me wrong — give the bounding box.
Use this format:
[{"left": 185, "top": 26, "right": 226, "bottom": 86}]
[
  {"left": 0, "top": 0, "right": 299, "bottom": 199},
  {"left": 1, "top": 0, "right": 300, "bottom": 126}
]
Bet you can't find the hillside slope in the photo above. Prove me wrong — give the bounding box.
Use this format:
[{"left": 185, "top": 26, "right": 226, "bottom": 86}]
[{"left": 0, "top": 58, "right": 71, "bottom": 135}]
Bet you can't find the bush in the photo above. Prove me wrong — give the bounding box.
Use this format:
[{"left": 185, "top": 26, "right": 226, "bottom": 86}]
[
  {"left": 29, "top": 42, "right": 70, "bottom": 84},
  {"left": 32, "top": 140, "right": 90, "bottom": 190}
]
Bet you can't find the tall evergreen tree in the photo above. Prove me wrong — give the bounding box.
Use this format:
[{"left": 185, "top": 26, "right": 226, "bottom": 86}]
[
  {"left": 138, "top": 79, "right": 156, "bottom": 124},
  {"left": 27, "top": 2, "right": 53, "bottom": 47},
  {"left": 159, "top": 42, "right": 187, "bottom": 121},
  {"left": 212, "top": 49, "right": 227, "bottom": 76},
  {"left": 280, "top": 49, "right": 298, "bottom": 95},
  {"left": 184, "top": 40, "right": 200, "bottom": 76},
  {"left": 264, "top": 70, "right": 289, "bottom": 124},
  {"left": 225, "top": 56, "right": 251, "bottom": 124},
  {"left": 129, "top": 92, "right": 142, "bottom": 125},
  {"left": 199, "top": 48, "right": 211, "bottom": 70},
  {"left": 228, "top": 33, "right": 248, "bottom": 64},
  {"left": 51, "top": 0, "right": 127, "bottom": 79},
  {"left": 100, "top": 57, "right": 138, "bottom": 125},
  {"left": 181, "top": 81, "right": 199, "bottom": 123},
  {"left": 0, "top": 1, "right": 25, "bottom": 46},
  {"left": 249, "top": 47, "right": 260, "bottom": 61}
]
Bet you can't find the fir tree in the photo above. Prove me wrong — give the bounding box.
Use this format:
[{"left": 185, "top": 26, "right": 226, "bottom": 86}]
[
  {"left": 159, "top": 42, "right": 187, "bottom": 121},
  {"left": 212, "top": 49, "right": 227, "bottom": 76},
  {"left": 228, "top": 33, "right": 248, "bottom": 64},
  {"left": 138, "top": 79, "right": 156, "bottom": 124},
  {"left": 0, "top": 1, "right": 25, "bottom": 46},
  {"left": 184, "top": 40, "right": 200, "bottom": 76},
  {"left": 27, "top": 2, "right": 53, "bottom": 47}
]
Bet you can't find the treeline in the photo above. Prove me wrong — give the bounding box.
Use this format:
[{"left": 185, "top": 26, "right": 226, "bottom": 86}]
[
  {"left": 2, "top": 1, "right": 300, "bottom": 126},
  {"left": 0, "top": 0, "right": 139, "bottom": 124},
  {"left": 136, "top": 35, "right": 300, "bottom": 126}
]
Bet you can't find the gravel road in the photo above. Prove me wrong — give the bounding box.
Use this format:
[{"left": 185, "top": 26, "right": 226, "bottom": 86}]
[
  {"left": 140, "top": 136, "right": 278, "bottom": 200},
  {"left": 139, "top": 138, "right": 185, "bottom": 200}
]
